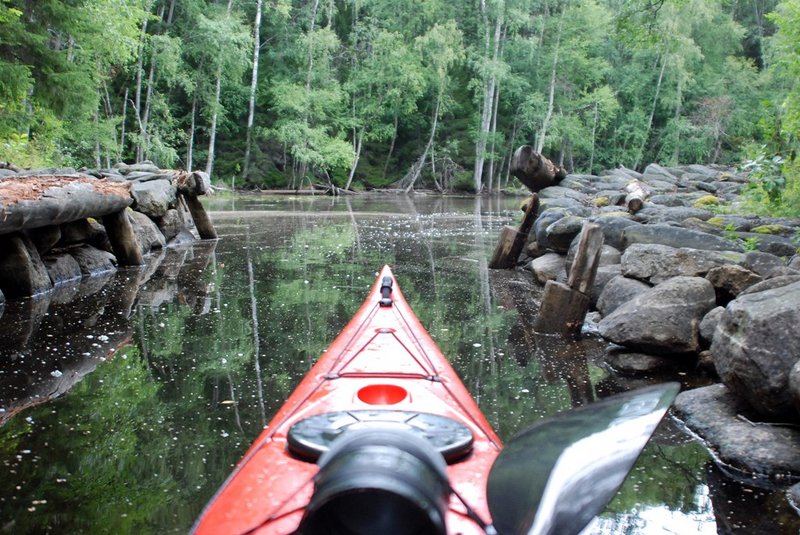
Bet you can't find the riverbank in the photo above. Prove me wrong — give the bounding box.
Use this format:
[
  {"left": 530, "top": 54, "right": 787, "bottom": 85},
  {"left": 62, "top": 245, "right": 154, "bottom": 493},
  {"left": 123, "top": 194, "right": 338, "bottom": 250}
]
[{"left": 512, "top": 162, "right": 800, "bottom": 507}]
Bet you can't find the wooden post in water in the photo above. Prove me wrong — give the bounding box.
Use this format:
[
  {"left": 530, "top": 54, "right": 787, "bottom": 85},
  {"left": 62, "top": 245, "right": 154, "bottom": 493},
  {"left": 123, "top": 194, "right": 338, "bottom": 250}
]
[
  {"left": 102, "top": 209, "right": 145, "bottom": 266},
  {"left": 533, "top": 222, "right": 604, "bottom": 337},
  {"left": 183, "top": 194, "right": 218, "bottom": 239},
  {"left": 489, "top": 194, "right": 539, "bottom": 269}
]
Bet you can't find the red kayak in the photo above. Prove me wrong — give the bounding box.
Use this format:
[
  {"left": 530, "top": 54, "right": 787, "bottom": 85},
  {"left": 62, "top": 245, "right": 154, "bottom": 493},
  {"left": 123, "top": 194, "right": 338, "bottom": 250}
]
[
  {"left": 192, "top": 266, "right": 678, "bottom": 535},
  {"left": 193, "top": 266, "right": 502, "bottom": 534}
]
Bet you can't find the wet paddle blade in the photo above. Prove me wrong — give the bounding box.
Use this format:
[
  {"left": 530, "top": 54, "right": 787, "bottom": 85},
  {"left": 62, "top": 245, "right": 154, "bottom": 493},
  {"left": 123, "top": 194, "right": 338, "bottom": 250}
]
[{"left": 486, "top": 383, "right": 680, "bottom": 535}]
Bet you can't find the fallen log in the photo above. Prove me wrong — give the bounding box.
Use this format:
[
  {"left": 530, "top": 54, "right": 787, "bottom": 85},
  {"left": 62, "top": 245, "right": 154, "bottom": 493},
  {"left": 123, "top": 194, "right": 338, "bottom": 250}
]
[
  {"left": 0, "top": 175, "right": 132, "bottom": 234},
  {"left": 625, "top": 179, "right": 652, "bottom": 213},
  {"left": 510, "top": 146, "right": 567, "bottom": 193}
]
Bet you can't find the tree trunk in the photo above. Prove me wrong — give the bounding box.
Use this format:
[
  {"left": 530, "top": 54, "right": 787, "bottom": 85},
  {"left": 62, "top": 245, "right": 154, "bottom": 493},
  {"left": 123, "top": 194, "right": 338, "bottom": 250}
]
[
  {"left": 205, "top": 71, "right": 222, "bottom": 176},
  {"left": 536, "top": 10, "right": 563, "bottom": 154},
  {"left": 344, "top": 128, "right": 363, "bottom": 191},
  {"left": 382, "top": 115, "right": 398, "bottom": 180},
  {"left": 588, "top": 100, "right": 598, "bottom": 173},
  {"left": 473, "top": 4, "right": 503, "bottom": 193},
  {"left": 635, "top": 50, "right": 667, "bottom": 170},
  {"left": 133, "top": 1, "right": 153, "bottom": 161},
  {"left": 243, "top": 0, "right": 264, "bottom": 178},
  {"left": 119, "top": 87, "right": 128, "bottom": 161},
  {"left": 487, "top": 80, "right": 501, "bottom": 192},
  {"left": 405, "top": 95, "right": 440, "bottom": 193},
  {"left": 187, "top": 94, "right": 197, "bottom": 171},
  {"left": 206, "top": 0, "right": 234, "bottom": 178}
]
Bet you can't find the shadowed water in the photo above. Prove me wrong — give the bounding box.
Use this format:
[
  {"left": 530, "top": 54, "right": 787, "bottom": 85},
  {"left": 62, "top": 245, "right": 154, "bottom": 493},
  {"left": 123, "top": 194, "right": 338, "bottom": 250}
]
[{"left": 0, "top": 194, "right": 796, "bottom": 534}]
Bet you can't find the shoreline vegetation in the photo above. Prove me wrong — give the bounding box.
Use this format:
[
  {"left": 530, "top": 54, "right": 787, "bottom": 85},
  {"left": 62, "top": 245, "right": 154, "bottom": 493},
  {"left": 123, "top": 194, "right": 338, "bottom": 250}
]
[{"left": 1, "top": 0, "right": 799, "bottom": 218}]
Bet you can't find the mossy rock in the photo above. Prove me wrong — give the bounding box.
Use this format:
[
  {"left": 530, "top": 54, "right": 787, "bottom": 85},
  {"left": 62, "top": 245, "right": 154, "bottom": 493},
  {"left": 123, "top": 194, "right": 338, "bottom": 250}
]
[
  {"left": 593, "top": 196, "right": 610, "bottom": 208},
  {"left": 692, "top": 195, "right": 721, "bottom": 208},
  {"left": 752, "top": 224, "right": 792, "bottom": 235},
  {"left": 707, "top": 216, "right": 725, "bottom": 227}
]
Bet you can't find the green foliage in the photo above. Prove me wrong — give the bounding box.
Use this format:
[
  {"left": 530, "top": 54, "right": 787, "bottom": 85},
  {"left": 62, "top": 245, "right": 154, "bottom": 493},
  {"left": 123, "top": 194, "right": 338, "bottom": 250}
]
[
  {"left": 0, "top": 0, "right": 798, "bottom": 189},
  {"left": 741, "top": 146, "right": 787, "bottom": 206}
]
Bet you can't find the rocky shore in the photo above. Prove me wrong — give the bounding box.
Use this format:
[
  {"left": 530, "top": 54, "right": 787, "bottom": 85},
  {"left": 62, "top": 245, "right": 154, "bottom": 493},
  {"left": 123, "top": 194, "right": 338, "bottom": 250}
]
[
  {"left": 516, "top": 163, "right": 800, "bottom": 503},
  {"left": 0, "top": 161, "right": 215, "bottom": 302}
]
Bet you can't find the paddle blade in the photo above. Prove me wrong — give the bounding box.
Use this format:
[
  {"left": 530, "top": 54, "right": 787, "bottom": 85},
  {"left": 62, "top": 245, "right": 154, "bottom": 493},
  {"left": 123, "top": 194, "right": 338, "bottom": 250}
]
[{"left": 486, "top": 383, "right": 680, "bottom": 535}]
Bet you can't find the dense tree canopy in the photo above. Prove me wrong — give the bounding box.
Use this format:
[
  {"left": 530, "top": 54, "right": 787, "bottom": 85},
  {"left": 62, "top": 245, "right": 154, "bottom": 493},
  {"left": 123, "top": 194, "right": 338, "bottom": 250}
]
[{"left": 1, "top": 0, "right": 799, "bottom": 204}]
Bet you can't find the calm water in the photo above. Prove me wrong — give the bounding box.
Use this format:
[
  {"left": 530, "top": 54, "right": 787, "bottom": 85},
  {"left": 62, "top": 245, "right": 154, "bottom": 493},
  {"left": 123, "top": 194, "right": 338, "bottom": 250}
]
[{"left": 1, "top": 194, "right": 797, "bottom": 534}]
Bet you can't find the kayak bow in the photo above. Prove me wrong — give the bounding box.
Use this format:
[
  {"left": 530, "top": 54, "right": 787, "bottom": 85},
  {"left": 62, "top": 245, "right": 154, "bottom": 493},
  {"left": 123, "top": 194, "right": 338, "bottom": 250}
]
[
  {"left": 192, "top": 266, "right": 679, "bottom": 535},
  {"left": 192, "top": 266, "right": 502, "bottom": 535}
]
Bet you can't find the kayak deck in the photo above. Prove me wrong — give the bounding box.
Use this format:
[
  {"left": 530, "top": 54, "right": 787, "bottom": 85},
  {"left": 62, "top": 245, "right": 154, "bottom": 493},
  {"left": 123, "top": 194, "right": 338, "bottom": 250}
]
[{"left": 192, "top": 266, "right": 502, "bottom": 535}]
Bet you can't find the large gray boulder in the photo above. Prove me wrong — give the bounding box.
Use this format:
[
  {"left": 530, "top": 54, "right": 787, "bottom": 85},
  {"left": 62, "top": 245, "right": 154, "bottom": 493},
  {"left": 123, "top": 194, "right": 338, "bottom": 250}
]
[
  {"left": 544, "top": 215, "right": 586, "bottom": 254},
  {"left": 674, "top": 384, "right": 800, "bottom": 479},
  {"left": 712, "top": 281, "right": 800, "bottom": 419},
  {"left": 591, "top": 215, "right": 638, "bottom": 250},
  {"left": 0, "top": 233, "right": 52, "bottom": 297},
  {"left": 128, "top": 210, "right": 166, "bottom": 254},
  {"left": 743, "top": 251, "right": 788, "bottom": 278},
  {"left": 621, "top": 243, "right": 746, "bottom": 284},
  {"left": 622, "top": 223, "right": 742, "bottom": 252},
  {"left": 596, "top": 275, "right": 651, "bottom": 316},
  {"left": 43, "top": 253, "right": 82, "bottom": 285},
  {"left": 533, "top": 208, "right": 569, "bottom": 250},
  {"left": 530, "top": 253, "right": 566, "bottom": 285},
  {"left": 130, "top": 178, "right": 176, "bottom": 218},
  {"left": 70, "top": 244, "right": 117, "bottom": 276},
  {"left": 590, "top": 264, "right": 622, "bottom": 307},
  {"left": 699, "top": 306, "right": 725, "bottom": 347},
  {"left": 598, "top": 276, "right": 716, "bottom": 354},
  {"left": 705, "top": 264, "right": 762, "bottom": 303},
  {"left": 791, "top": 360, "right": 800, "bottom": 417}
]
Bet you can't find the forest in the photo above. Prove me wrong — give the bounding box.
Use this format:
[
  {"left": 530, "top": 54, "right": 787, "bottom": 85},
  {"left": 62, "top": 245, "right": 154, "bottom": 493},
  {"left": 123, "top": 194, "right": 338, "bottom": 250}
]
[{"left": 1, "top": 0, "right": 799, "bottom": 208}]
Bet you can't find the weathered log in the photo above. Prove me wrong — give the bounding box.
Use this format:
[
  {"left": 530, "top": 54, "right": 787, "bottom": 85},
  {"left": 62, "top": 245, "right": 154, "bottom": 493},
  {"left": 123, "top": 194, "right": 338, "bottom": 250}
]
[
  {"left": 566, "top": 223, "right": 604, "bottom": 295},
  {"left": 625, "top": 180, "right": 651, "bottom": 213},
  {"left": 533, "top": 281, "right": 591, "bottom": 337},
  {"left": 102, "top": 209, "right": 145, "bottom": 266},
  {"left": 534, "top": 222, "right": 604, "bottom": 337},
  {"left": 183, "top": 194, "right": 218, "bottom": 239},
  {"left": 510, "top": 146, "right": 567, "bottom": 193},
  {"left": 0, "top": 175, "right": 132, "bottom": 235},
  {"left": 489, "top": 194, "right": 540, "bottom": 269}
]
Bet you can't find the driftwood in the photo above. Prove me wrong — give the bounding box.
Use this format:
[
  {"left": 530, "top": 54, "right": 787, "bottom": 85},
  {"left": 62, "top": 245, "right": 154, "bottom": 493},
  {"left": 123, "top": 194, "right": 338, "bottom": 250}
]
[
  {"left": 510, "top": 146, "right": 568, "bottom": 193},
  {"left": 624, "top": 180, "right": 652, "bottom": 213},
  {"left": 0, "top": 175, "right": 132, "bottom": 234},
  {"left": 489, "top": 194, "right": 540, "bottom": 269},
  {"left": 534, "top": 223, "right": 604, "bottom": 337}
]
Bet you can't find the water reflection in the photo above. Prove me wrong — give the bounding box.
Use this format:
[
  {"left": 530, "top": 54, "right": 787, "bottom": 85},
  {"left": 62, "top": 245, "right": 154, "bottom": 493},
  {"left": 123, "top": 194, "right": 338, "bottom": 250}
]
[{"left": 0, "top": 194, "right": 796, "bottom": 534}]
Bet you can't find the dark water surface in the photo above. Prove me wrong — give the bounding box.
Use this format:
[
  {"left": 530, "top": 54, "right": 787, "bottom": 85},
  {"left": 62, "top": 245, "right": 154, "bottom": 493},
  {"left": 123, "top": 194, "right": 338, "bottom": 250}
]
[{"left": 1, "top": 194, "right": 797, "bottom": 534}]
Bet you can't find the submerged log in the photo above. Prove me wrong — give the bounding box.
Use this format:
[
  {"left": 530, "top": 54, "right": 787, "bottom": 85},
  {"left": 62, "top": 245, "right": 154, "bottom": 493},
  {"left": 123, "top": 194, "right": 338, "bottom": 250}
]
[
  {"left": 510, "top": 146, "right": 567, "bottom": 193},
  {"left": 489, "top": 194, "right": 540, "bottom": 269},
  {"left": 0, "top": 175, "right": 132, "bottom": 234}
]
